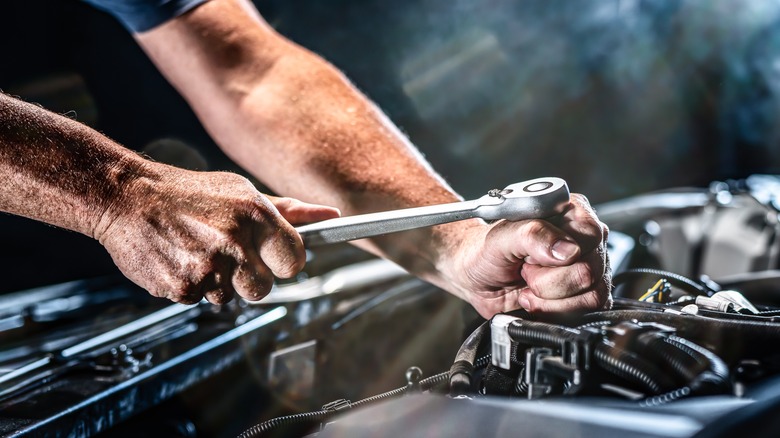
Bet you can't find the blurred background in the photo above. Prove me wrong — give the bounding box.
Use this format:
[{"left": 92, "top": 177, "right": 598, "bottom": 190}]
[{"left": 1, "top": 0, "right": 780, "bottom": 292}]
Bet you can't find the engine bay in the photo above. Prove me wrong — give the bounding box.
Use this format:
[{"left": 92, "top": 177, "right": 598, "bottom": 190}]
[
  {"left": 3, "top": 2, "right": 780, "bottom": 437},
  {"left": 3, "top": 175, "right": 780, "bottom": 437},
  {"left": 245, "top": 175, "right": 780, "bottom": 437}
]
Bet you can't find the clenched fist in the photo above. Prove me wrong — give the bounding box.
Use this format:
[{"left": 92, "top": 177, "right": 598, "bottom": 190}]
[
  {"left": 436, "top": 194, "right": 612, "bottom": 318},
  {"left": 93, "top": 164, "right": 339, "bottom": 304}
]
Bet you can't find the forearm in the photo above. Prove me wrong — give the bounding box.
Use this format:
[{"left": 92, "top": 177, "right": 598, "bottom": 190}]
[
  {"left": 134, "top": 0, "right": 478, "bottom": 282},
  {"left": 0, "top": 93, "right": 149, "bottom": 238}
]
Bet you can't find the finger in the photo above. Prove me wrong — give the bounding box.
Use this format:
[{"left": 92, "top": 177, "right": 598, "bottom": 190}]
[
  {"left": 248, "top": 199, "right": 307, "bottom": 278},
  {"left": 518, "top": 278, "right": 611, "bottom": 313},
  {"left": 469, "top": 289, "right": 526, "bottom": 319},
  {"left": 487, "top": 218, "right": 581, "bottom": 267},
  {"left": 268, "top": 196, "right": 341, "bottom": 225},
  {"left": 231, "top": 251, "right": 275, "bottom": 301},
  {"left": 257, "top": 224, "right": 307, "bottom": 278},
  {"left": 554, "top": 194, "right": 608, "bottom": 254},
  {"left": 151, "top": 264, "right": 203, "bottom": 304},
  {"left": 192, "top": 252, "right": 237, "bottom": 304},
  {"left": 203, "top": 287, "right": 233, "bottom": 304},
  {"left": 166, "top": 284, "right": 202, "bottom": 305},
  {"left": 202, "top": 271, "right": 237, "bottom": 305},
  {"left": 521, "top": 246, "right": 606, "bottom": 300}
]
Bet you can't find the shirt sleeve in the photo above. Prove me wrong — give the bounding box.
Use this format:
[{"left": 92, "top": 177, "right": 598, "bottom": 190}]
[{"left": 81, "top": 0, "right": 211, "bottom": 33}]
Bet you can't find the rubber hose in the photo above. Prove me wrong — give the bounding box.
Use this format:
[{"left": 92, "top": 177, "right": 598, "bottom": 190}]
[
  {"left": 593, "top": 342, "right": 675, "bottom": 394},
  {"left": 637, "top": 333, "right": 706, "bottom": 385},
  {"left": 509, "top": 320, "right": 679, "bottom": 394},
  {"left": 503, "top": 317, "right": 727, "bottom": 400},
  {"left": 506, "top": 320, "right": 581, "bottom": 347},
  {"left": 576, "top": 310, "right": 780, "bottom": 365},
  {"left": 634, "top": 333, "right": 729, "bottom": 395},
  {"left": 665, "top": 335, "right": 730, "bottom": 394},
  {"left": 449, "top": 321, "right": 489, "bottom": 396}
]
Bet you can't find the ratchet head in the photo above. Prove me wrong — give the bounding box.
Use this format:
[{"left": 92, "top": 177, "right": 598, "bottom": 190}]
[{"left": 477, "top": 177, "right": 570, "bottom": 221}]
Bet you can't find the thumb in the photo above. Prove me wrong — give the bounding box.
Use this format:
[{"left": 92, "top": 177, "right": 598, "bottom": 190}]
[
  {"left": 487, "top": 219, "right": 581, "bottom": 267},
  {"left": 267, "top": 196, "right": 341, "bottom": 225}
]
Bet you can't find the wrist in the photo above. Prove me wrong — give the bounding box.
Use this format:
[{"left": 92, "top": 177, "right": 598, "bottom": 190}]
[
  {"left": 404, "top": 218, "right": 487, "bottom": 301},
  {"left": 91, "top": 154, "right": 162, "bottom": 241}
]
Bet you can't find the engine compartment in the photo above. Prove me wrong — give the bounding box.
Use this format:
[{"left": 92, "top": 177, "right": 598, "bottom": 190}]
[
  {"left": 243, "top": 175, "right": 780, "bottom": 437},
  {"left": 2, "top": 2, "right": 780, "bottom": 436},
  {"left": 3, "top": 176, "right": 780, "bottom": 438}
]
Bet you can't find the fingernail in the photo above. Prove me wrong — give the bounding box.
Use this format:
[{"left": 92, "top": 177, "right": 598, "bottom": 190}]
[{"left": 551, "top": 239, "right": 578, "bottom": 261}]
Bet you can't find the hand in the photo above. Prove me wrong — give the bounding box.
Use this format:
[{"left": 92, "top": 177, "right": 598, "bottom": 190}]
[
  {"left": 94, "top": 165, "right": 340, "bottom": 304},
  {"left": 443, "top": 194, "right": 611, "bottom": 319}
]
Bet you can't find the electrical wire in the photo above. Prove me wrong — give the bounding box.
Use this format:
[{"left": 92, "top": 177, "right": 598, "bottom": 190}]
[{"left": 613, "top": 268, "right": 713, "bottom": 297}]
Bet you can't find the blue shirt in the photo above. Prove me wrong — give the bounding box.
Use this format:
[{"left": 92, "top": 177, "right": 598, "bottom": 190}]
[{"left": 81, "top": 0, "right": 211, "bottom": 33}]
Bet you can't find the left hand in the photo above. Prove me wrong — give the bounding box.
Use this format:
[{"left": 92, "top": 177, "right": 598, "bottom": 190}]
[{"left": 440, "top": 193, "right": 611, "bottom": 319}]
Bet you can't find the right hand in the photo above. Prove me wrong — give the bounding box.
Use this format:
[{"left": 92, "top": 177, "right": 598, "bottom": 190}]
[
  {"left": 94, "top": 165, "right": 340, "bottom": 304},
  {"left": 431, "top": 194, "right": 611, "bottom": 318}
]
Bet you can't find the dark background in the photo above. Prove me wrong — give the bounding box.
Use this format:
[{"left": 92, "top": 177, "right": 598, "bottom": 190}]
[{"left": 1, "top": 0, "right": 780, "bottom": 292}]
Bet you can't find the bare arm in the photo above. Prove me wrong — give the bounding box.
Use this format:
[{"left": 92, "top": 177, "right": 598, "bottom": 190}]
[
  {"left": 134, "top": 0, "right": 611, "bottom": 317},
  {"left": 133, "top": 0, "right": 461, "bottom": 265},
  {"left": 0, "top": 93, "right": 142, "bottom": 237},
  {"left": 0, "top": 93, "right": 338, "bottom": 303}
]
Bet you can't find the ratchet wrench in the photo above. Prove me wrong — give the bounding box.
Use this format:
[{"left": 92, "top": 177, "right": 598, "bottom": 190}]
[{"left": 296, "top": 177, "right": 570, "bottom": 246}]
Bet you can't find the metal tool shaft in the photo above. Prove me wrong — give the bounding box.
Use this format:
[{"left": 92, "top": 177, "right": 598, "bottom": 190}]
[
  {"left": 297, "top": 199, "right": 484, "bottom": 246},
  {"left": 296, "top": 177, "right": 570, "bottom": 246}
]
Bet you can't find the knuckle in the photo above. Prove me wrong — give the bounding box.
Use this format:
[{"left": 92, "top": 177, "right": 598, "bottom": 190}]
[
  {"left": 571, "top": 193, "right": 591, "bottom": 208},
  {"left": 168, "top": 278, "right": 189, "bottom": 296},
  {"left": 148, "top": 288, "right": 169, "bottom": 300},
  {"left": 580, "top": 291, "right": 602, "bottom": 310},
  {"left": 521, "top": 219, "right": 550, "bottom": 241},
  {"left": 271, "top": 196, "right": 295, "bottom": 211},
  {"left": 573, "top": 262, "right": 595, "bottom": 289},
  {"left": 571, "top": 193, "right": 586, "bottom": 203},
  {"left": 215, "top": 231, "right": 243, "bottom": 250},
  {"left": 167, "top": 278, "right": 200, "bottom": 304},
  {"left": 220, "top": 171, "right": 254, "bottom": 188},
  {"left": 247, "top": 198, "right": 277, "bottom": 222},
  {"left": 170, "top": 290, "right": 200, "bottom": 304}
]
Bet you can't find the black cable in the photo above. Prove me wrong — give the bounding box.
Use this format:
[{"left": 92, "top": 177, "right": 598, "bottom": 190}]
[
  {"left": 506, "top": 319, "right": 677, "bottom": 395},
  {"left": 576, "top": 320, "right": 611, "bottom": 330},
  {"left": 593, "top": 343, "right": 673, "bottom": 394},
  {"left": 612, "top": 268, "right": 712, "bottom": 296},
  {"left": 576, "top": 309, "right": 780, "bottom": 365},
  {"left": 506, "top": 320, "right": 580, "bottom": 347},
  {"left": 449, "top": 321, "right": 490, "bottom": 396},
  {"left": 665, "top": 335, "right": 730, "bottom": 394},
  {"left": 240, "top": 355, "right": 492, "bottom": 438},
  {"left": 237, "top": 410, "right": 329, "bottom": 438},
  {"left": 504, "top": 318, "right": 729, "bottom": 399},
  {"left": 639, "top": 386, "right": 692, "bottom": 407}
]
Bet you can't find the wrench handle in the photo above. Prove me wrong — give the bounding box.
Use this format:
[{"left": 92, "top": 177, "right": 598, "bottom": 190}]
[
  {"left": 296, "top": 200, "right": 482, "bottom": 246},
  {"left": 296, "top": 177, "right": 570, "bottom": 247}
]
